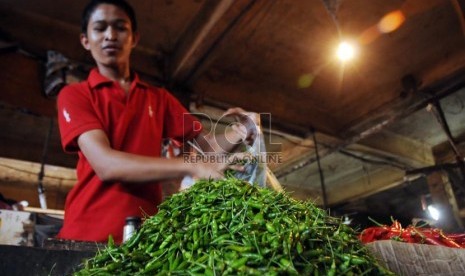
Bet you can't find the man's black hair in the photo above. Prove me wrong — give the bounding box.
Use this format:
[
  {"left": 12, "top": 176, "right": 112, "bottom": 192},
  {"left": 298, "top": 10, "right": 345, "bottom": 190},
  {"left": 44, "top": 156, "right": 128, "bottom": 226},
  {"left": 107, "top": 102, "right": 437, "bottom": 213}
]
[{"left": 81, "top": 0, "right": 137, "bottom": 35}]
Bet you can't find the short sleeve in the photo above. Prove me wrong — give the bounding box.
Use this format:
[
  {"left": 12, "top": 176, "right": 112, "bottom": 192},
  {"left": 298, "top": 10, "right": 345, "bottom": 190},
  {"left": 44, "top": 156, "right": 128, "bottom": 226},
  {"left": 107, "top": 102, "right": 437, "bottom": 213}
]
[
  {"left": 162, "top": 89, "right": 203, "bottom": 143},
  {"left": 56, "top": 83, "right": 103, "bottom": 152}
]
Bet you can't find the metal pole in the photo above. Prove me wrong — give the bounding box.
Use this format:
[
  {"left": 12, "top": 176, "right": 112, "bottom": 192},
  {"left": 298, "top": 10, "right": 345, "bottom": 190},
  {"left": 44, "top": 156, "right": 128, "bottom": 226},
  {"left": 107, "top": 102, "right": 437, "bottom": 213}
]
[
  {"left": 312, "top": 128, "right": 328, "bottom": 209},
  {"left": 428, "top": 101, "right": 465, "bottom": 186},
  {"left": 38, "top": 118, "right": 53, "bottom": 209}
]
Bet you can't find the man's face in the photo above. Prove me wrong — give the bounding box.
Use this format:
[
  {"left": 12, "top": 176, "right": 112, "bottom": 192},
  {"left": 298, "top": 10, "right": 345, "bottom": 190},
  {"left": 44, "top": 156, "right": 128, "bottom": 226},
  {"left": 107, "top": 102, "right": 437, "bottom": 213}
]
[{"left": 81, "top": 4, "right": 138, "bottom": 68}]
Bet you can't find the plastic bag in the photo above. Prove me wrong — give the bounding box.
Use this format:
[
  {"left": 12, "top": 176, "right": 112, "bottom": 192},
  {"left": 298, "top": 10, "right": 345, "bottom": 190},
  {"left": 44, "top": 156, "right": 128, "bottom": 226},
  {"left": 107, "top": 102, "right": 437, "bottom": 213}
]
[{"left": 231, "top": 126, "right": 266, "bottom": 187}]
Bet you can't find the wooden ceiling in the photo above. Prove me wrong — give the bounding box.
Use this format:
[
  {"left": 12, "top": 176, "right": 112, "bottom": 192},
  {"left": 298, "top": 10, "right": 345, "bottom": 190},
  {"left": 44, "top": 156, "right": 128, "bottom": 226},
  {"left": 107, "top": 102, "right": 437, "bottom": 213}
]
[{"left": 1, "top": 0, "right": 465, "bottom": 227}]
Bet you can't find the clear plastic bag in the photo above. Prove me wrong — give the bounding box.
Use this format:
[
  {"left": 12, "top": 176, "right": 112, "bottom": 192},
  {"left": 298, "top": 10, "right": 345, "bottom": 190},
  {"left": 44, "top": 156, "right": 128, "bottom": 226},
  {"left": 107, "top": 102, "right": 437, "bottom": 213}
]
[
  {"left": 231, "top": 126, "right": 267, "bottom": 187},
  {"left": 179, "top": 112, "right": 267, "bottom": 189}
]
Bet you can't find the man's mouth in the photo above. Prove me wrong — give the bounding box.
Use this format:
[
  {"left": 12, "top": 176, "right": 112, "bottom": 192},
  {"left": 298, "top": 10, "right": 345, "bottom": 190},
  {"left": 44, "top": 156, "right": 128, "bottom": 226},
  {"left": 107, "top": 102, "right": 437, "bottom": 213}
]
[{"left": 102, "top": 45, "right": 121, "bottom": 53}]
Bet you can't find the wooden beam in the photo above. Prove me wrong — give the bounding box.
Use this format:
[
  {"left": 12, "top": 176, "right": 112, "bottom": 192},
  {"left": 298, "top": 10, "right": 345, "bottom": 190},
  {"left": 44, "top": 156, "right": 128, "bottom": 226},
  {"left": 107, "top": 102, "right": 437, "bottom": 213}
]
[
  {"left": 271, "top": 133, "right": 340, "bottom": 177},
  {"left": 274, "top": 129, "right": 434, "bottom": 179},
  {"left": 326, "top": 167, "right": 406, "bottom": 205},
  {"left": 341, "top": 67, "right": 465, "bottom": 141},
  {"left": 0, "top": 157, "right": 75, "bottom": 189},
  {"left": 426, "top": 171, "right": 463, "bottom": 231},
  {"left": 433, "top": 131, "right": 465, "bottom": 163},
  {"left": 277, "top": 154, "right": 391, "bottom": 207},
  {"left": 277, "top": 69, "right": 465, "bottom": 189},
  {"left": 268, "top": 138, "right": 314, "bottom": 172},
  {"left": 274, "top": 68, "right": 465, "bottom": 183},
  {"left": 194, "top": 98, "right": 311, "bottom": 137},
  {"left": 430, "top": 134, "right": 465, "bottom": 229},
  {"left": 23, "top": 207, "right": 64, "bottom": 216},
  {"left": 169, "top": 0, "right": 256, "bottom": 84},
  {"left": 0, "top": 157, "right": 75, "bottom": 209},
  {"left": 281, "top": 158, "right": 422, "bottom": 207},
  {"left": 352, "top": 130, "right": 434, "bottom": 168},
  {"left": 0, "top": 104, "right": 77, "bottom": 168}
]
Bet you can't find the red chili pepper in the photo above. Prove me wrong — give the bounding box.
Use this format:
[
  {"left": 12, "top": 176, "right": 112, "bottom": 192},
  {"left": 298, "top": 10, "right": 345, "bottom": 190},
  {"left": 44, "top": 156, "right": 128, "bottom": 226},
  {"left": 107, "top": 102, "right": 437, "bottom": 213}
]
[
  {"left": 445, "top": 233, "right": 465, "bottom": 240},
  {"left": 424, "top": 236, "right": 446, "bottom": 246},
  {"left": 360, "top": 220, "right": 465, "bottom": 248},
  {"left": 439, "top": 233, "right": 462, "bottom": 248},
  {"left": 422, "top": 228, "right": 441, "bottom": 237},
  {"left": 411, "top": 231, "right": 423, "bottom": 243},
  {"left": 411, "top": 227, "right": 445, "bottom": 246},
  {"left": 359, "top": 227, "right": 377, "bottom": 243},
  {"left": 451, "top": 236, "right": 465, "bottom": 247},
  {"left": 385, "top": 230, "right": 401, "bottom": 240},
  {"left": 374, "top": 227, "right": 389, "bottom": 239},
  {"left": 392, "top": 220, "right": 402, "bottom": 231},
  {"left": 400, "top": 230, "right": 415, "bottom": 243},
  {"left": 440, "top": 237, "right": 461, "bottom": 248}
]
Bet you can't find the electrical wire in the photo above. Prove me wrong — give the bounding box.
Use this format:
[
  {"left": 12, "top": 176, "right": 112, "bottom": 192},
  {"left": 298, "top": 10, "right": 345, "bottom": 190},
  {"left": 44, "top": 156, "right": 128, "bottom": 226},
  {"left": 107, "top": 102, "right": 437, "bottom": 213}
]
[
  {"left": 338, "top": 149, "right": 412, "bottom": 171},
  {"left": 310, "top": 137, "right": 412, "bottom": 171},
  {"left": 266, "top": 127, "right": 417, "bottom": 172},
  {"left": 0, "top": 102, "right": 43, "bottom": 117}
]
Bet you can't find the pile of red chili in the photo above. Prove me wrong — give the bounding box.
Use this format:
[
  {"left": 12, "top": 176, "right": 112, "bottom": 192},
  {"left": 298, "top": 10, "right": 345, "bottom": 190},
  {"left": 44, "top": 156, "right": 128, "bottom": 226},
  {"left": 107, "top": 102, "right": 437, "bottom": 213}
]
[{"left": 359, "top": 220, "right": 465, "bottom": 248}]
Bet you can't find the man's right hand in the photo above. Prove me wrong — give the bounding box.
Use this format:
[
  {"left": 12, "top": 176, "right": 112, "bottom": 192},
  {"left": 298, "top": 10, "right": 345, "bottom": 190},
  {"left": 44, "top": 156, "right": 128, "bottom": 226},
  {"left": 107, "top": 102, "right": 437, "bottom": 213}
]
[{"left": 188, "top": 153, "right": 247, "bottom": 180}]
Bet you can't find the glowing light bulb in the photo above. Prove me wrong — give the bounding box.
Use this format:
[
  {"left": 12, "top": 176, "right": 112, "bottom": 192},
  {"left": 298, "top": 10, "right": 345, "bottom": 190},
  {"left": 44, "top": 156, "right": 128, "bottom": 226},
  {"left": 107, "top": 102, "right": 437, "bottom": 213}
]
[
  {"left": 336, "top": 41, "right": 355, "bottom": 62},
  {"left": 428, "top": 205, "right": 440, "bottom": 221}
]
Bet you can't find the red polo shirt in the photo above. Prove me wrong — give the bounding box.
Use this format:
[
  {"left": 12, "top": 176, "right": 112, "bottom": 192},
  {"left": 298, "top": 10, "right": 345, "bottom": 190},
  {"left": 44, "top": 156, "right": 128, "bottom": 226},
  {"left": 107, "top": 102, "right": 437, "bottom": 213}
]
[{"left": 56, "top": 68, "right": 202, "bottom": 243}]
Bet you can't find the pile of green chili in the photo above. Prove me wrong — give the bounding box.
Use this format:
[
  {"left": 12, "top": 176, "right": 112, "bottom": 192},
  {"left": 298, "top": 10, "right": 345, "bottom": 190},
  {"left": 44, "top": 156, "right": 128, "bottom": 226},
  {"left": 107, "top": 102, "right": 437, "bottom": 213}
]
[{"left": 75, "top": 177, "right": 394, "bottom": 275}]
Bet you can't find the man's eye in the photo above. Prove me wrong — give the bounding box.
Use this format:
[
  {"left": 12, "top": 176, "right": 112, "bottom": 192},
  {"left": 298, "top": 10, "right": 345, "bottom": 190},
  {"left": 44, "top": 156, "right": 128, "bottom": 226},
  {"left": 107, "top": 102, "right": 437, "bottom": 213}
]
[
  {"left": 93, "top": 27, "right": 106, "bottom": 32},
  {"left": 116, "top": 25, "right": 128, "bottom": 31}
]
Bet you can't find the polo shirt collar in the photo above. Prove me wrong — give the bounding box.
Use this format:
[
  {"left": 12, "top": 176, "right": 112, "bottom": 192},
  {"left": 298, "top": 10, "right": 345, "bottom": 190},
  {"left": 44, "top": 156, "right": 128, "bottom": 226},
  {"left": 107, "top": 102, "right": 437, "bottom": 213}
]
[{"left": 88, "top": 68, "right": 149, "bottom": 89}]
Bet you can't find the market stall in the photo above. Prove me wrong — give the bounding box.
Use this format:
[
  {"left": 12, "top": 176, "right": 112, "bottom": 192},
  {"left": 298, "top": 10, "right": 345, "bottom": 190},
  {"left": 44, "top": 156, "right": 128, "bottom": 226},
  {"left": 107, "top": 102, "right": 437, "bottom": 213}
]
[{"left": 2, "top": 0, "right": 465, "bottom": 275}]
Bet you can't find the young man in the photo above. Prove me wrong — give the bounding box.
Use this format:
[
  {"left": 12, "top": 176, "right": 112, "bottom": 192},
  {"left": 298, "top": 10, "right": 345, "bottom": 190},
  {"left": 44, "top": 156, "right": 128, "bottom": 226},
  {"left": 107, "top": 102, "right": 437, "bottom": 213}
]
[{"left": 56, "top": 0, "right": 255, "bottom": 243}]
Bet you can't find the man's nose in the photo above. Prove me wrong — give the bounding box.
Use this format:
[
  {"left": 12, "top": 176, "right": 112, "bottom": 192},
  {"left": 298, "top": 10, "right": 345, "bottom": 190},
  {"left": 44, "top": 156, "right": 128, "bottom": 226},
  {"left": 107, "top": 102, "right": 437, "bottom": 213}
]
[{"left": 105, "top": 27, "right": 117, "bottom": 41}]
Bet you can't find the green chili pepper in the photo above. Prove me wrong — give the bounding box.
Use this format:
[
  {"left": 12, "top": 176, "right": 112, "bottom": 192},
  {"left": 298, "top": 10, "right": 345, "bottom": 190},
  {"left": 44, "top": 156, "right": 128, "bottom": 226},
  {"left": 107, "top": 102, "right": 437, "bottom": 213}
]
[
  {"left": 159, "top": 234, "right": 173, "bottom": 249},
  {"left": 253, "top": 212, "right": 265, "bottom": 225},
  {"left": 74, "top": 177, "right": 394, "bottom": 276},
  {"left": 211, "top": 219, "right": 218, "bottom": 236},
  {"left": 226, "top": 245, "right": 253, "bottom": 252},
  {"left": 266, "top": 222, "right": 277, "bottom": 233},
  {"left": 296, "top": 241, "right": 304, "bottom": 254},
  {"left": 230, "top": 257, "right": 248, "bottom": 269}
]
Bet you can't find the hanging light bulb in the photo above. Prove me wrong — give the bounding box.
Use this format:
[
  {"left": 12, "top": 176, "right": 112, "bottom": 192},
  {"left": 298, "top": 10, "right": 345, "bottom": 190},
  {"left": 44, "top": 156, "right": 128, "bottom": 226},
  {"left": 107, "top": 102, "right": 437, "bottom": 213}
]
[
  {"left": 336, "top": 41, "right": 356, "bottom": 62},
  {"left": 421, "top": 194, "right": 440, "bottom": 221},
  {"left": 427, "top": 205, "right": 440, "bottom": 221}
]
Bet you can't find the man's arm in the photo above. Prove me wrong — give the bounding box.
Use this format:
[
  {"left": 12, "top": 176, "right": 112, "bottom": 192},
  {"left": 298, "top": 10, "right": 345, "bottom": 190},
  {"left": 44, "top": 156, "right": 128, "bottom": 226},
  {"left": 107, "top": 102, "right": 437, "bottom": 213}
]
[{"left": 77, "top": 129, "right": 226, "bottom": 182}]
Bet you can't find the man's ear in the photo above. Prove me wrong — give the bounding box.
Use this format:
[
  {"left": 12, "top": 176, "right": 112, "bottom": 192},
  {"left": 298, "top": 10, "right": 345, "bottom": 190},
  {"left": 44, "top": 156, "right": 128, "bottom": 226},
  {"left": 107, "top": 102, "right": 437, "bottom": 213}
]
[
  {"left": 80, "top": 33, "right": 90, "bottom": 50},
  {"left": 132, "top": 32, "right": 140, "bottom": 48}
]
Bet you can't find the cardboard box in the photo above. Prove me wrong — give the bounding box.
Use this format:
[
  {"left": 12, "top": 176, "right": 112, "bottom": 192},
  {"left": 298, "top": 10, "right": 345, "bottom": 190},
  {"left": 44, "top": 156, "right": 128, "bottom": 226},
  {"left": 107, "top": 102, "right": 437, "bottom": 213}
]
[
  {"left": 366, "top": 240, "right": 465, "bottom": 275},
  {"left": 0, "top": 209, "right": 34, "bottom": 246}
]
